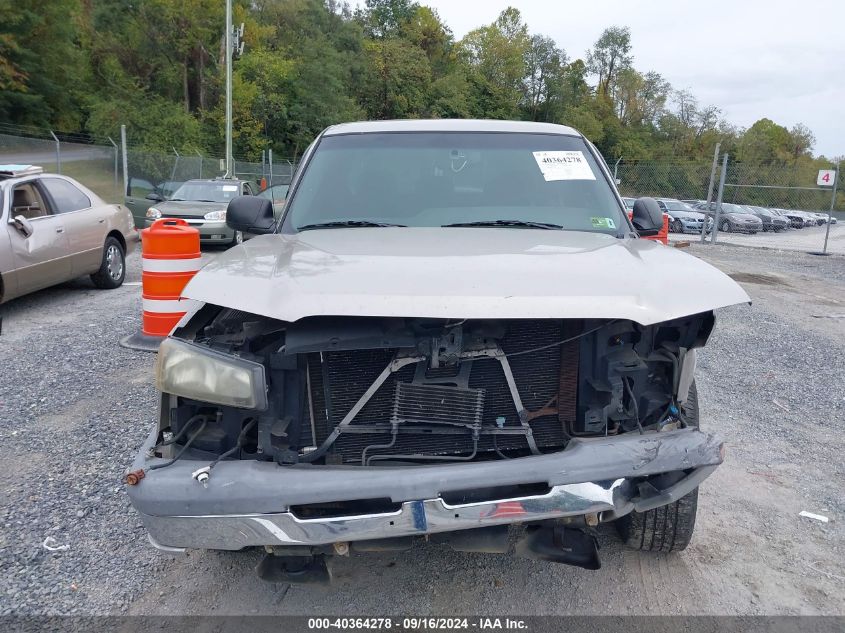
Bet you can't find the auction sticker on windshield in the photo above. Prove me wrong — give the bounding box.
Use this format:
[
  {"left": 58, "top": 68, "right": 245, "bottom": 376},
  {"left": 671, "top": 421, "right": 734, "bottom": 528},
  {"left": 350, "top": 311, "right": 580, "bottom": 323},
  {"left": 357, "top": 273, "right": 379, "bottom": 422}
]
[
  {"left": 533, "top": 151, "right": 596, "bottom": 181},
  {"left": 591, "top": 217, "right": 616, "bottom": 229}
]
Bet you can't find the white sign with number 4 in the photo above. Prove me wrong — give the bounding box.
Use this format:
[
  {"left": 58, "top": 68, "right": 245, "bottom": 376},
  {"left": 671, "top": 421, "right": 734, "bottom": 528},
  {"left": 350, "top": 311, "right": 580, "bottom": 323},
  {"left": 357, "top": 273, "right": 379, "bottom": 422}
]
[{"left": 817, "top": 170, "right": 836, "bottom": 186}]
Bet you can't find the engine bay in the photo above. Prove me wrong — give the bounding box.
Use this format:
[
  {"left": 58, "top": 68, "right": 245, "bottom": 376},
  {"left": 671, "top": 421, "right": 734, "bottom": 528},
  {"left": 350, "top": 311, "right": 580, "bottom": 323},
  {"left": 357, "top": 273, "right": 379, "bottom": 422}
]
[{"left": 155, "top": 307, "right": 714, "bottom": 467}]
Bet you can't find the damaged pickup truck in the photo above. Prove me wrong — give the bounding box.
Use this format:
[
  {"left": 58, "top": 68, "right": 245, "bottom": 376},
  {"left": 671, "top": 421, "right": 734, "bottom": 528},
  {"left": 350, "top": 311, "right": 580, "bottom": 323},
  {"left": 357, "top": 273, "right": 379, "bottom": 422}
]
[{"left": 126, "top": 120, "right": 749, "bottom": 582}]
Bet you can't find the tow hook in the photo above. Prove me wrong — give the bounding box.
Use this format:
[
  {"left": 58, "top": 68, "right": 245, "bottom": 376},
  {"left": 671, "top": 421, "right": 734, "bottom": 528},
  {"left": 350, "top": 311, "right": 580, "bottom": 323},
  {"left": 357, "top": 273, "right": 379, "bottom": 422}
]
[{"left": 191, "top": 466, "right": 211, "bottom": 487}]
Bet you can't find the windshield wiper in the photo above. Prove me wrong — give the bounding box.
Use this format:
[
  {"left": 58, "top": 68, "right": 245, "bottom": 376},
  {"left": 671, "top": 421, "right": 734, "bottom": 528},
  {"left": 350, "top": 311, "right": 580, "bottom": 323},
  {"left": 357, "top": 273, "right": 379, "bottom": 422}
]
[
  {"left": 297, "top": 220, "right": 407, "bottom": 231},
  {"left": 442, "top": 219, "right": 563, "bottom": 230}
]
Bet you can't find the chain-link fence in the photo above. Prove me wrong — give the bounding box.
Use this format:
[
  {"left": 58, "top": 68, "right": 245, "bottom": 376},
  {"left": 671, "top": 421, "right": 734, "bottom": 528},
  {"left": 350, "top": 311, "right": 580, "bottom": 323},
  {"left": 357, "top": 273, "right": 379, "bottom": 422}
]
[
  {"left": 610, "top": 154, "right": 843, "bottom": 255},
  {"left": 0, "top": 125, "right": 296, "bottom": 206},
  {"left": 0, "top": 129, "right": 123, "bottom": 202},
  {"left": 3, "top": 124, "right": 841, "bottom": 253},
  {"left": 613, "top": 159, "right": 717, "bottom": 203}
]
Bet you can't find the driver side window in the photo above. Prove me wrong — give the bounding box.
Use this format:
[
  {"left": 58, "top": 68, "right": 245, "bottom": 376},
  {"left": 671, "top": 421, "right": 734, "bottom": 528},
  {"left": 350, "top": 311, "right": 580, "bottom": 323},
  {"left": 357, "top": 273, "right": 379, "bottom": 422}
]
[{"left": 11, "top": 182, "right": 50, "bottom": 220}]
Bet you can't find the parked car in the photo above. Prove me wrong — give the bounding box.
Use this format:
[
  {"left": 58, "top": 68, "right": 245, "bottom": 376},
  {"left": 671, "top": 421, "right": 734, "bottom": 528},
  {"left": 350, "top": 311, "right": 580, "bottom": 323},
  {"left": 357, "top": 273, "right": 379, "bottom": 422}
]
[
  {"left": 809, "top": 211, "right": 833, "bottom": 225},
  {"left": 143, "top": 178, "right": 259, "bottom": 245},
  {"left": 621, "top": 196, "right": 636, "bottom": 211},
  {"left": 694, "top": 201, "right": 763, "bottom": 234},
  {"left": 125, "top": 177, "right": 183, "bottom": 228},
  {"left": 777, "top": 208, "right": 807, "bottom": 228},
  {"left": 739, "top": 205, "right": 788, "bottom": 232},
  {"left": 794, "top": 210, "right": 823, "bottom": 226},
  {"left": 126, "top": 119, "right": 748, "bottom": 582},
  {"left": 656, "top": 198, "right": 711, "bottom": 234},
  {"left": 0, "top": 164, "right": 137, "bottom": 303},
  {"left": 766, "top": 208, "right": 793, "bottom": 228}
]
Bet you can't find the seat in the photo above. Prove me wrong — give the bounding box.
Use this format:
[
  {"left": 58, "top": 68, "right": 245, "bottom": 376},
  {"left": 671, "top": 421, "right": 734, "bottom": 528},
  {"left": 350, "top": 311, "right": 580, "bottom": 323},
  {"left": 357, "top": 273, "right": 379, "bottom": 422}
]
[{"left": 12, "top": 186, "right": 45, "bottom": 219}]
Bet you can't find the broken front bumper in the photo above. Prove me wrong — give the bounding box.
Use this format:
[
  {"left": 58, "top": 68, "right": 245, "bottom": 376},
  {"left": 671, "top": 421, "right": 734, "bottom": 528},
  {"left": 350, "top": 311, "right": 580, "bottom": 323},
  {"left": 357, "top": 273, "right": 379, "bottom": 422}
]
[{"left": 127, "top": 427, "right": 723, "bottom": 551}]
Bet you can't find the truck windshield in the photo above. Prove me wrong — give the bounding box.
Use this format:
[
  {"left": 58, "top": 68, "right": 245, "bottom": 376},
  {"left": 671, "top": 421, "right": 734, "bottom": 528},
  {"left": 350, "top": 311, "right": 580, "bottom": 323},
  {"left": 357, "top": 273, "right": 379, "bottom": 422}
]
[
  {"left": 170, "top": 181, "right": 240, "bottom": 203},
  {"left": 283, "top": 132, "right": 626, "bottom": 235}
]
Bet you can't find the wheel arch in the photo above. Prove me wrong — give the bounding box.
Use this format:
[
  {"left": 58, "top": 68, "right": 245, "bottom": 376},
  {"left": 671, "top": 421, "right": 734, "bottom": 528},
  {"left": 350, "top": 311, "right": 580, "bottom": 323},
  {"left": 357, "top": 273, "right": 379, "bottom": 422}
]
[{"left": 107, "top": 230, "right": 126, "bottom": 253}]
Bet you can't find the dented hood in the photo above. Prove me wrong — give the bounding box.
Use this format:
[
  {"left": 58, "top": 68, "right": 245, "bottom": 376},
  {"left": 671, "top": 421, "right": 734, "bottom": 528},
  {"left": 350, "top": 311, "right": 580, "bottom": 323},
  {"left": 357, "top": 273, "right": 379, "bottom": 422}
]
[{"left": 182, "top": 228, "right": 749, "bottom": 325}]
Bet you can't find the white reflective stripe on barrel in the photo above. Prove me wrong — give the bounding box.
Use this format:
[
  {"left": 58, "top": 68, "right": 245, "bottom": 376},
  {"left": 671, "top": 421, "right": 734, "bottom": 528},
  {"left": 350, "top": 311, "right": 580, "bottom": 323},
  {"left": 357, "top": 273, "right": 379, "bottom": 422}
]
[
  {"left": 142, "top": 298, "right": 201, "bottom": 314},
  {"left": 142, "top": 256, "right": 202, "bottom": 273}
]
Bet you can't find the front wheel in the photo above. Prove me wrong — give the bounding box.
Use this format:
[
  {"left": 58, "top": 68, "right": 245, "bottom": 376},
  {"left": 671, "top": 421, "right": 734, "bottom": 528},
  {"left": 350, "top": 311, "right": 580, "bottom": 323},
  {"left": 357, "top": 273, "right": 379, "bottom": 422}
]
[
  {"left": 91, "top": 237, "right": 125, "bottom": 289},
  {"left": 671, "top": 219, "right": 683, "bottom": 233},
  {"left": 616, "top": 489, "right": 699, "bottom": 552},
  {"left": 616, "top": 381, "right": 700, "bottom": 552},
  {"left": 230, "top": 230, "right": 244, "bottom": 246}
]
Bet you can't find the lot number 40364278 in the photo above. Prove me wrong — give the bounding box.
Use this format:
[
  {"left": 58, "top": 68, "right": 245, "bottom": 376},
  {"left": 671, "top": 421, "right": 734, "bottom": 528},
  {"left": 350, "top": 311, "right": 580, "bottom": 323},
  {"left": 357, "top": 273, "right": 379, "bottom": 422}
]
[{"left": 817, "top": 169, "right": 836, "bottom": 186}]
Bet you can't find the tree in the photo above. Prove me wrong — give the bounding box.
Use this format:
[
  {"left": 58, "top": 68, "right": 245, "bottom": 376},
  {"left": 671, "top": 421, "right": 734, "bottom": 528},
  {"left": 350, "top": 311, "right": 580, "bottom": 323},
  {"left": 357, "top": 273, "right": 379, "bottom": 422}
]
[
  {"left": 460, "top": 7, "right": 530, "bottom": 119},
  {"left": 0, "top": 0, "right": 88, "bottom": 129},
  {"left": 586, "top": 26, "right": 632, "bottom": 97},
  {"left": 522, "top": 34, "right": 568, "bottom": 121},
  {"left": 360, "top": 0, "right": 418, "bottom": 39},
  {"left": 359, "top": 38, "right": 431, "bottom": 119}
]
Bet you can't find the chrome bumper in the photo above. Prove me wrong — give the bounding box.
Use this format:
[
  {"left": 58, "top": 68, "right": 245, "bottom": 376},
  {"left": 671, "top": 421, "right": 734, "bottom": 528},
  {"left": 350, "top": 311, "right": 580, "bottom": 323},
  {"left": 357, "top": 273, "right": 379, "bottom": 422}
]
[
  {"left": 139, "top": 468, "right": 716, "bottom": 552},
  {"left": 128, "top": 427, "right": 722, "bottom": 552}
]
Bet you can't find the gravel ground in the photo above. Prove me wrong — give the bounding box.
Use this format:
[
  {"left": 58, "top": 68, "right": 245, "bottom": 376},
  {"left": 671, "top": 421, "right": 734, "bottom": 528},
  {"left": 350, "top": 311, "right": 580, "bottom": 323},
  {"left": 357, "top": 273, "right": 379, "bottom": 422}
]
[
  {"left": 668, "top": 223, "right": 845, "bottom": 255},
  {"left": 0, "top": 243, "right": 843, "bottom": 616}
]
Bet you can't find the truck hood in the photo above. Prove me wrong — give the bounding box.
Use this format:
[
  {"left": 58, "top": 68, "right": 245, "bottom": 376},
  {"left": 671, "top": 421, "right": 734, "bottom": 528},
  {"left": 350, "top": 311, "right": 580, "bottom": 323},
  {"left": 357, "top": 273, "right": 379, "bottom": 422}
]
[{"left": 182, "top": 228, "right": 750, "bottom": 325}]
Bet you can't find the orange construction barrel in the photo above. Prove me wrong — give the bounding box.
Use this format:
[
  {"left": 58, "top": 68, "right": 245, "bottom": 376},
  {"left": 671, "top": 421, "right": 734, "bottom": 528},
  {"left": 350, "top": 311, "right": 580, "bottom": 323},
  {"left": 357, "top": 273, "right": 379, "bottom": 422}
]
[{"left": 120, "top": 218, "right": 201, "bottom": 352}]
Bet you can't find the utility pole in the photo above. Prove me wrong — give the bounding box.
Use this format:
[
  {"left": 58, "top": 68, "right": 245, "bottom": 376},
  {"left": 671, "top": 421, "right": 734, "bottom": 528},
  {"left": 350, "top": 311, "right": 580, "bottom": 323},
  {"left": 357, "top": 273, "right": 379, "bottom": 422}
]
[{"left": 224, "top": 0, "right": 233, "bottom": 178}]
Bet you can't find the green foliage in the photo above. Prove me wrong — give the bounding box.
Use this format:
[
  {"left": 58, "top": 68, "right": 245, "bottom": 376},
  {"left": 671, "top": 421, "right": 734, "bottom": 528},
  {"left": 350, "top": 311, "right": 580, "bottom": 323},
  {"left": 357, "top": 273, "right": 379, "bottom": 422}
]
[
  {"left": 0, "top": 0, "right": 87, "bottom": 128},
  {"left": 1, "top": 0, "right": 830, "bottom": 169}
]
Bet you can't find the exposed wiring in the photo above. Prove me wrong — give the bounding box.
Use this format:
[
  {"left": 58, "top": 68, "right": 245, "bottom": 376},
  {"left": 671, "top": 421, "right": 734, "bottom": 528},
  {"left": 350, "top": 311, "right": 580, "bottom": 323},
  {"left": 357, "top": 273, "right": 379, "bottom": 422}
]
[
  {"left": 153, "top": 414, "right": 207, "bottom": 450},
  {"left": 623, "top": 377, "right": 644, "bottom": 435},
  {"left": 208, "top": 418, "right": 258, "bottom": 470},
  {"left": 148, "top": 420, "right": 208, "bottom": 471},
  {"left": 503, "top": 320, "right": 617, "bottom": 358}
]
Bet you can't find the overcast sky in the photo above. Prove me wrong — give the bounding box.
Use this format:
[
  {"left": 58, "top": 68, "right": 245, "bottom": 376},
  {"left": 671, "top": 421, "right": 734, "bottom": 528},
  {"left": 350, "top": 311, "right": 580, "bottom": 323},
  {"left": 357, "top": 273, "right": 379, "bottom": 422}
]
[{"left": 418, "top": 0, "right": 844, "bottom": 157}]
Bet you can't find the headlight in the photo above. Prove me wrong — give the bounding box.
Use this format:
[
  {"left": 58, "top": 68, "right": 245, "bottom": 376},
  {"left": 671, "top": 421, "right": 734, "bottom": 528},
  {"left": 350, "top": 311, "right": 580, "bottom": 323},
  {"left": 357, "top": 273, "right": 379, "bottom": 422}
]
[
  {"left": 204, "top": 210, "right": 226, "bottom": 221},
  {"left": 146, "top": 207, "right": 162, "bottom": 219},
  {"left": 155, "top": 337, "right": 268, "bottom": 410}
]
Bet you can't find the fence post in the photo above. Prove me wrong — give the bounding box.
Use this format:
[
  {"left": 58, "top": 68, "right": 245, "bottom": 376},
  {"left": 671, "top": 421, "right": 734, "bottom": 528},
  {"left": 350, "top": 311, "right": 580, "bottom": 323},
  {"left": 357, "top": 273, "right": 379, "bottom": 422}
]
[
  {"left": 49, "top": 130, "right": 61, "bottom": 173},
  {"left": 700, "top": 142, "right": 721, "bottom": 242},
  {"left": 613, "top": 157, "right": 621, "bottom": 184},
  {"left": 196, "top": 150, "right": 203, "bottom": 178},
  {"left": 107, "top": 136, "right": 119, "bottom": 199},
  {"left": 821, "top": 162, "right": 839, "bottom": 255},
  {"left": 169, "top": 147, "right": 180, "bottom": 184},
  {"left": 711, "top": 153, "right": 729, "bottom": 245},
  {"left": 120, "top": 125, "right": 129, "bottom": 198},
  {"left": 268, "top": 149, "right": 274, "bottom": 187}
]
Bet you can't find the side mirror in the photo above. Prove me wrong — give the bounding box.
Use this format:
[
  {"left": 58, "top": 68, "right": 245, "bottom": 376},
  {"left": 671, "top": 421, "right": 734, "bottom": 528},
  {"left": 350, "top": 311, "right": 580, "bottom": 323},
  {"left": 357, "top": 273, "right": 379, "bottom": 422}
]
[
  {"left": 12, "top": 215, "right": 34, "bottom": 238},
  {"left": 226, "top": 195, "right": 275, "bottom": 234},
  {"left": 631, "top": 197, "right": 663, "bottom": 236},
  {"left": 145, "top": 192, "right": 164, "bottom": 202}
]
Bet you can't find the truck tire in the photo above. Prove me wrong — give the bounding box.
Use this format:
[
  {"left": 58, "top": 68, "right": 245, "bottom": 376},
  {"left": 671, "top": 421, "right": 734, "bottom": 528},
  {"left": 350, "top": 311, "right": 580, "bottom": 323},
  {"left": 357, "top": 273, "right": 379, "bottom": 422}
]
[
  {"left": 616, "top": 381, "right": 700, "bottom": 552},
  {"left": 91, "top": 237, "right": 126, "bottom": 289}
]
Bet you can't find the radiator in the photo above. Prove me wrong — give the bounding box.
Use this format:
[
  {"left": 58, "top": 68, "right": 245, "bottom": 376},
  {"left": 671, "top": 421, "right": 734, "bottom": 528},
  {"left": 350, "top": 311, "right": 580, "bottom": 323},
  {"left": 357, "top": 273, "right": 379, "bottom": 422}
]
[{"left": 306, "top": 320, "right": 578, "bottom": 463}]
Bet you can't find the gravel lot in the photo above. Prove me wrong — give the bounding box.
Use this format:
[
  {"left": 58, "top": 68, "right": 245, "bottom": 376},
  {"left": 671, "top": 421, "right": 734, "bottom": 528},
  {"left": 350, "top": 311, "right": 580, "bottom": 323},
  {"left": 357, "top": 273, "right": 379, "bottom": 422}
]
[
  {"left": 0, "top": 242, "right": 843, "bottom": 616},
  {"left": 669, "top": 223, "right": 845, "bottom": 255}
]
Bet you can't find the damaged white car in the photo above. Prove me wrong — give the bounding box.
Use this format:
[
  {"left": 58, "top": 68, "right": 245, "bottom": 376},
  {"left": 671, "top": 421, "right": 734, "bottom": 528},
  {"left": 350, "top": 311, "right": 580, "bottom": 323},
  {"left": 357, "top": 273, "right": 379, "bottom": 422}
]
[{"left": 126, "top": 120, "right": 749, "bottom": 582}]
